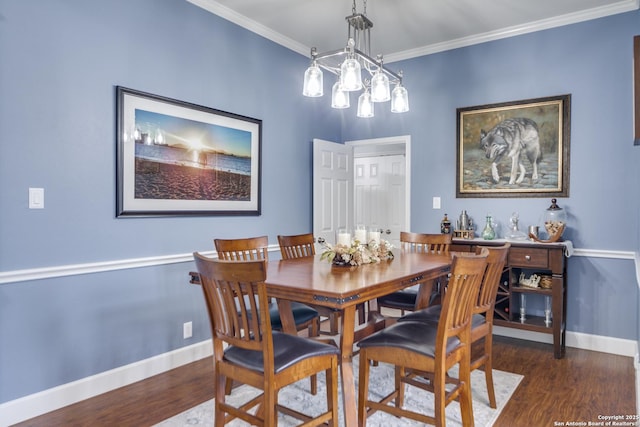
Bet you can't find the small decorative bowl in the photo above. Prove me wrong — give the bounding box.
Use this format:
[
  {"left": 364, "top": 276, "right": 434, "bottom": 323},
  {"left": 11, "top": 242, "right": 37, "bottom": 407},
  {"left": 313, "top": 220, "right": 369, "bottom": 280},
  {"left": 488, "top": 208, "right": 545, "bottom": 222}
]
[{"left": 540, "top": 275, "right": 553, "bottom": 289}]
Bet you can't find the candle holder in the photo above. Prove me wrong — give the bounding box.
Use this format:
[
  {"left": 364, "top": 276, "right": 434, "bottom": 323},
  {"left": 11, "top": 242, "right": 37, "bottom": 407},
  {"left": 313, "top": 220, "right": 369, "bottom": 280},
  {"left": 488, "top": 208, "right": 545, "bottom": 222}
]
[
  {"left": 519, "top": 294, "right": 527, "bottom": 323},
  {"left": 354, "top": 224, "right": 367, "bottom": 244},
  {"left": 367, "top": 227, "right": 381, "bottom": 244},
  {"left": 336, "top": 228, "right": 351, "bottom": 246},
  {"left": 544, "top": 296, "right": 552, "bottom": 327}
]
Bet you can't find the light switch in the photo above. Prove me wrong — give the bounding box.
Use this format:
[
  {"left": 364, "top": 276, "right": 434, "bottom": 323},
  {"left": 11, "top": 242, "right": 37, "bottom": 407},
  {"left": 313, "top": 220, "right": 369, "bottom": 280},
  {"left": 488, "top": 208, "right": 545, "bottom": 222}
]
[
  {"left": 432, "top": 196, "right": 441, "bottom": 209},
  {"left": 29, "top": 188, "right": 44, "bottom": 209}
]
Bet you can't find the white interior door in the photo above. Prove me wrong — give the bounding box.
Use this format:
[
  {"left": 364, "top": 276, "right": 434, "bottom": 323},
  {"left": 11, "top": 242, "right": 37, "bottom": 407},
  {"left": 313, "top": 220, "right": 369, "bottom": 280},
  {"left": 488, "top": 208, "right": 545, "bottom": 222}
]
[
  {"left": 313, "top": 139, "right": 354, "bottom": 245},
  {"left": 354, "top": 155, "right": 406, "bottom": 247}
]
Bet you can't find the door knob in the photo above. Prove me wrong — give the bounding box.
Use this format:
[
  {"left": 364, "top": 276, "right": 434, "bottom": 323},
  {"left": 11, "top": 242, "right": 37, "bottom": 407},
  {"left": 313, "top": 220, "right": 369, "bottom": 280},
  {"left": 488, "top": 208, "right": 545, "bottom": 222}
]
[
  {"left": 385, "top": 229, "right": 391, "bottom": 234},
  {"left": 317, "top": 237, "right": 325, "bottom": 244}
]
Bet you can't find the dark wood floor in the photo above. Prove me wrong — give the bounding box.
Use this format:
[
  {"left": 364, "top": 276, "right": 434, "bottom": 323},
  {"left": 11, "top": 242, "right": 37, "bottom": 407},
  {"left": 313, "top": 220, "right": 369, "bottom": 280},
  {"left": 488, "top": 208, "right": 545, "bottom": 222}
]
[{"left": 13, "top": 335, "right": 636, "bottom": 426}]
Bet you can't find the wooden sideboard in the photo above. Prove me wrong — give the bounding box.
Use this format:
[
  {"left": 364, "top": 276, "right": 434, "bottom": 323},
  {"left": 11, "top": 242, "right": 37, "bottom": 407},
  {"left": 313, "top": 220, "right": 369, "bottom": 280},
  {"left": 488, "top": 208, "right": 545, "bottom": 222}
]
[{"left": 451, "top": 238, "right": 567, "bottom": 358}]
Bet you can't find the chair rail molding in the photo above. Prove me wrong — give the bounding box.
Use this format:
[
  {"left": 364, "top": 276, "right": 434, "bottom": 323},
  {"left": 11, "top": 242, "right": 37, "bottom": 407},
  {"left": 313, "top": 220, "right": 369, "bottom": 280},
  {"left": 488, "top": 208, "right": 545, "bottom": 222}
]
[{"left": 0, "top": 246, "right": 634, "bottom": 285}]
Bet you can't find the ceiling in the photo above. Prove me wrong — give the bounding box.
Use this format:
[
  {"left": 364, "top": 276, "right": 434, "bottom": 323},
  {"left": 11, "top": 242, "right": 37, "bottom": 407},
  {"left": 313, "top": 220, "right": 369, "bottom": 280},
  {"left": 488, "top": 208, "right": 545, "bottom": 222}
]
[{"left": 187, "top": 0, "right": 638, "bottom": 63}]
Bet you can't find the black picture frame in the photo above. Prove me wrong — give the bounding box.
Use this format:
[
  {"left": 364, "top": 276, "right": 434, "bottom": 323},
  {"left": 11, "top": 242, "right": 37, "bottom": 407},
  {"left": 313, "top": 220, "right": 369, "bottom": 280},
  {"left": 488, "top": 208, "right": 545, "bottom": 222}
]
[
  {"left": 116, "top": 87, "right": 261, "bottom": 217},
  {"left": 456, "top": 94, "right": 571, "bottom": 198},
  {"left": 634, "top": 35, "right": 639, "bottom": 146}
]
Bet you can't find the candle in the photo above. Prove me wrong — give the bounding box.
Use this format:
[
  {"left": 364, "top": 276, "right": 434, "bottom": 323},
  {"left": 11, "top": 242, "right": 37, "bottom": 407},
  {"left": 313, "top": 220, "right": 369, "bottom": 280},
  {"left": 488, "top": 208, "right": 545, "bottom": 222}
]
[
  {"left": 368, "top": 230, "right": 380, "bottom": 244},
  {"left": 354, "top": 229, "right": 367, "bottom": 243},
  {"left": 337, "top": 232, "right": 351, "bottom": 246}
]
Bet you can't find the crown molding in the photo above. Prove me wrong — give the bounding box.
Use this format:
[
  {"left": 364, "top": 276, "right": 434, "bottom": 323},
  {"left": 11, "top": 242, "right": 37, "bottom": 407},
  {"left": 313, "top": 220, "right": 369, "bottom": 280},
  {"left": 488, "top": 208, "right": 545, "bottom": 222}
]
[
  {"left": 187, "top": 0, "right": 639, "bottom": 63},
  {"left": 387, "top": 0, "right": 640, "bottom": 62},
  {"left": 185, "top": 0, "right": 309, "bottom": 56}
]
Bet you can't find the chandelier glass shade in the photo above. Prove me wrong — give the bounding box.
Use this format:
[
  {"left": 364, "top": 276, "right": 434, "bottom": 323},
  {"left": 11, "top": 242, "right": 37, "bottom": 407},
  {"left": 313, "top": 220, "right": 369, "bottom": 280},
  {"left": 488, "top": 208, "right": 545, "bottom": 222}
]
[
  {"left": 302, "top": 62, "right": 323, "bottom": 97},
  {"left": 357, "top": 90, "right": 374, "bottom": 118},
  {"left": 302, "top": 1, "right": 408, "bottom": 118},
  {"left": 391, "top": 83, "right": 409, "bottom": 113},
  {"left": 331, "top": 81, "right": 350, "bottom": 108},
  {"left": 370, "top": 70, "right": 390, "bottom": 102}
]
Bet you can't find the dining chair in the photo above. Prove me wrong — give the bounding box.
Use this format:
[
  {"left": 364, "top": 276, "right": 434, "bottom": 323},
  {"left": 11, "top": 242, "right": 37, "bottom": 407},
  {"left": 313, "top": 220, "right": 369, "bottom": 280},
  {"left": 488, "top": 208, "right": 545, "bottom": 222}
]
[
  {"left": 277, "top": 233, "right": 366, "bottom": 335},
  {"left": 357, "top": 252, "right": 488, "bottom": 426},
  {"left": 214, "top": 235, "right": 321, "bottom": 394},
  {"left": 214, "top": 236, "right": 320, "bottom": 335},
  {"left": 193, "top": 254, "right": 339, "bottom": 426},
  {"left": 375, "top": 231, "right": 452, "bottom": 315},
  {"left": 398, "top": 243, "right": 510, "bottom": 408}
]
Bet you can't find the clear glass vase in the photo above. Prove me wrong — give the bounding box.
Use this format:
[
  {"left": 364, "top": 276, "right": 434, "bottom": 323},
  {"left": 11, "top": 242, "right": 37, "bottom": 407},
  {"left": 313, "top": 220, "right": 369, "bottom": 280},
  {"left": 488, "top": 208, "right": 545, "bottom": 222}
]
[{"left": 481, "top": 215, "right": 496, "bottom": 240}]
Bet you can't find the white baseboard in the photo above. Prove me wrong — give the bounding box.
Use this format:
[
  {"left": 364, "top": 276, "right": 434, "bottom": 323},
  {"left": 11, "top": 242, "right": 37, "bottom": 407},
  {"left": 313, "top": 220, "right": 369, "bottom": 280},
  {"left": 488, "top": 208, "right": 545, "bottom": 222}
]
[
  {"left": 1, "top": 329, "right": 636, "bottom": 426},
  {"left": 0, "top": 340, "right": 213, "bottom": 427},
  {"left": 494, "top": 326, "right": 638, "bottom": 357}
]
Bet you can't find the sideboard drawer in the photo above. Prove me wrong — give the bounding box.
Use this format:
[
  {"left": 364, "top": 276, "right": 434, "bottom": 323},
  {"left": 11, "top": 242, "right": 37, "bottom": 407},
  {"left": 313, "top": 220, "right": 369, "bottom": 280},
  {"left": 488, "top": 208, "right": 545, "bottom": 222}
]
[{"left": 508, "top": 247, "right": 548, "bottom": 269}]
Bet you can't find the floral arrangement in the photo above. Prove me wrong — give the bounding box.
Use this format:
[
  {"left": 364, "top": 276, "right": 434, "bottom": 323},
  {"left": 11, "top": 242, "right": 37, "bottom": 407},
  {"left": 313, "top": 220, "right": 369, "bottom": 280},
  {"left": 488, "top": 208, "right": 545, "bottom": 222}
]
[{"left": 320, "top": 239, "right": 394, "bottom": 266}]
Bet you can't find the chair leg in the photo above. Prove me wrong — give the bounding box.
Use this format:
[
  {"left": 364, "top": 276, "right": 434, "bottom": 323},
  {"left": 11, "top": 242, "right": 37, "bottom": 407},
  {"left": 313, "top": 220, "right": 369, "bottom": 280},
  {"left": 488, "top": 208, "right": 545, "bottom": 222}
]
[
  {"left": 433, "top": 368, "right": 447, "bottom": 427},
  {"left": 215, "top": 370, "right": 227, "bottom": 427},
  {"left": 484, "top": 334, "right": 497, "bottom": 408},
  {"left": 358, "top": 349, "right": 371, "bottom": 426},
  {"left": 263, "top": 381, "right": 277, "bottom": 426},
  {"left": 395, "top": 366, "right": 405, "bottom": 408},
  {"left": 458, "top": 357, "right": 475, "bottom": 427},
  {"left": 326, "top": 359, "right": 339, "bottom": 427},
  {"left": 309, "top": 319, "right": 319, "bottom": 395}
]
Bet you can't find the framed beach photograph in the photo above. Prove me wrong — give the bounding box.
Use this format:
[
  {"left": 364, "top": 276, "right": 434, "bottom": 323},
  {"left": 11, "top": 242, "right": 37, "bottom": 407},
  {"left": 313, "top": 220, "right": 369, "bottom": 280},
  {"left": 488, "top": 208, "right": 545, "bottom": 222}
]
[
  {"left": 456, "top": 94, "right": 571, "bottom": 198},
  {"left": 116, "top": 87, "right": 261, "bottom": 217}
]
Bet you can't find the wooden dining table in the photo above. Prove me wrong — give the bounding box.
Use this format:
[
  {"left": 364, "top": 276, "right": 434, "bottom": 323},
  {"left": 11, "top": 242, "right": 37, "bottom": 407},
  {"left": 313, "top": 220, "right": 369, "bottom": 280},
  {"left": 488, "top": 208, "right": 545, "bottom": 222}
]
[{"left": 264, "top": 251, "right": 452, "bottom": 427}]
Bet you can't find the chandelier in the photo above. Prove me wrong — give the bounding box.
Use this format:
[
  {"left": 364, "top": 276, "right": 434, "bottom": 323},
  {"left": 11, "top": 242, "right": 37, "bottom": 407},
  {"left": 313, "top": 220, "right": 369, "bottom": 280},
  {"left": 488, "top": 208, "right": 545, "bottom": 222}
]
[{"left": 302, "top": 0, "right": 409, "bottom": 118}]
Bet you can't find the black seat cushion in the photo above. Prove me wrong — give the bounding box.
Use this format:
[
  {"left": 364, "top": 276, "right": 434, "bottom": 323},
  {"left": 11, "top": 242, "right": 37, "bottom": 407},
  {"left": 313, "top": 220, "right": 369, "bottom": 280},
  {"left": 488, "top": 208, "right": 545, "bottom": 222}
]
[
  {"left": 357, "top": 320, "right": 460, "bottom": 358},
  {"left": 269, "top": 302, "right": 319, "bottom": 330},
  {"left": 398, "top": 305, "right": 441, "bottom": 322},
  {"left": 224, "top": 331, "right": 339, "bottom": 373},
  {"left": 377, "top": 289, "right": 441, "bottom": 311},
  {"left": 399, "top": 306, "right": 486, "bottom": 329},
  {"left": 377, "top": 289, "right": 418, "bottom": 311}
]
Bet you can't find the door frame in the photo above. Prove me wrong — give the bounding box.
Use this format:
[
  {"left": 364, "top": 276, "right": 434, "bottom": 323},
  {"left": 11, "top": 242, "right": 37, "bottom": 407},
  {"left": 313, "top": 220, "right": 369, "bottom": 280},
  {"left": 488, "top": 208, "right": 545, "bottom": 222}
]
[{"left": 345, "top": 135, "right": 411, "bottom": 233}]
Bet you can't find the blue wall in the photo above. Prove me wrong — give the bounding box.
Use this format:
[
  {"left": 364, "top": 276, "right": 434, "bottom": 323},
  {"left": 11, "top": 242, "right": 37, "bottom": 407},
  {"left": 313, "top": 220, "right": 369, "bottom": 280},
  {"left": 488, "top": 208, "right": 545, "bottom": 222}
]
[{"left": 1, "top": 0, "right": 639, "bottom": 404}]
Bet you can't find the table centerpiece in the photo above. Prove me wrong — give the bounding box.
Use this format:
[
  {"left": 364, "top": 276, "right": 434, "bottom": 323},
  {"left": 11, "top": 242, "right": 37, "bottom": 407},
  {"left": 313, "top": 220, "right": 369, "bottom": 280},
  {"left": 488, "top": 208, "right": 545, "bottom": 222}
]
[{"left": 320, "top": 238, "right": 394, "bottom": 267}]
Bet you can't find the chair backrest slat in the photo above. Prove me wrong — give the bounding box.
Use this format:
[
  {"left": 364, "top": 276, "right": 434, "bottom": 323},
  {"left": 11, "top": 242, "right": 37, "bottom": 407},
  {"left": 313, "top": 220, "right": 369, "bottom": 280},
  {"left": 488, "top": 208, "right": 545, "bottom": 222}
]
[
  {"left": 400, "top": 231, "right": 452, "bottom": 254},
  {"left": 278, "top": 233, "right": 316, "bottom": 260},
  {"left": 436, "top": 253, "right": 487, "bottom": 355}
]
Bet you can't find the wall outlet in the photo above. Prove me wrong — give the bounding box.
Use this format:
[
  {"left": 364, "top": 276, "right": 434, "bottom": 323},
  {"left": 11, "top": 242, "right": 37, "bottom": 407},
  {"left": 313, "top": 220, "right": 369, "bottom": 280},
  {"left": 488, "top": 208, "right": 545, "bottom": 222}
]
[{"left": 183, "top": 321, "right": 192, "bottom": 339}]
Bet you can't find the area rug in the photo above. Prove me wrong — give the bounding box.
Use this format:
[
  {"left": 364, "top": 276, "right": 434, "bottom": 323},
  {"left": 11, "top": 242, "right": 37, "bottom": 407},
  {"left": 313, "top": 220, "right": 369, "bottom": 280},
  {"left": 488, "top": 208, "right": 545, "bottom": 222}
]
[{"left": 155, "top": 357, "right": 522, "bottom": 426}]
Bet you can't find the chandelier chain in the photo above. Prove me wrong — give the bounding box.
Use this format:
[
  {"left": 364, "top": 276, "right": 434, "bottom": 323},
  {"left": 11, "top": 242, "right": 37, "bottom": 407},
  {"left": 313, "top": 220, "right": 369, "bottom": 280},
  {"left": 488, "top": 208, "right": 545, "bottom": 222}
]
[{"left": 352, "top": 0, "right": 367, "bottom": 16}]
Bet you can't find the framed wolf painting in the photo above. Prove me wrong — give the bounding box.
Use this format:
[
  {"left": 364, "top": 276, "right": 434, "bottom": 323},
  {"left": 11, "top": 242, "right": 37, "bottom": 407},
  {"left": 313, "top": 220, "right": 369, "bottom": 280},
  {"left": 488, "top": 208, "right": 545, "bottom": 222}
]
[{"left": 456, "top": 94, "right": 571, "bottom": 198}]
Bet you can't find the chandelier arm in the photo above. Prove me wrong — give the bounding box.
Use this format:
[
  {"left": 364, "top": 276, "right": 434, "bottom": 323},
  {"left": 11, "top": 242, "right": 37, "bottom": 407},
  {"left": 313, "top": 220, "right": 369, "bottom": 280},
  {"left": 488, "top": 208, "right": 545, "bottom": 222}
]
[
  {"left": 351, "top": 48, "right": 402, "bottom": 83},
  {"left": 312, "top": 48, "right": 402, "bottom": 84}
]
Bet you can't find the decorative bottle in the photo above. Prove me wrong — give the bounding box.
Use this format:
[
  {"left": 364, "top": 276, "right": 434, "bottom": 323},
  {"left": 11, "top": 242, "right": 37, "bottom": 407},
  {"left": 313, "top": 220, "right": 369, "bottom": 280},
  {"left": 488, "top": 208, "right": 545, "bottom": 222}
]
[
  {"left": 481, "top": 215, "right": 496, "bottom": 240},
  {"left": 440, "top": 214, "right": 451, "bottom": 234},
  {"left": 458, "top": 210, "right": 469, "bottom": 231}
]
